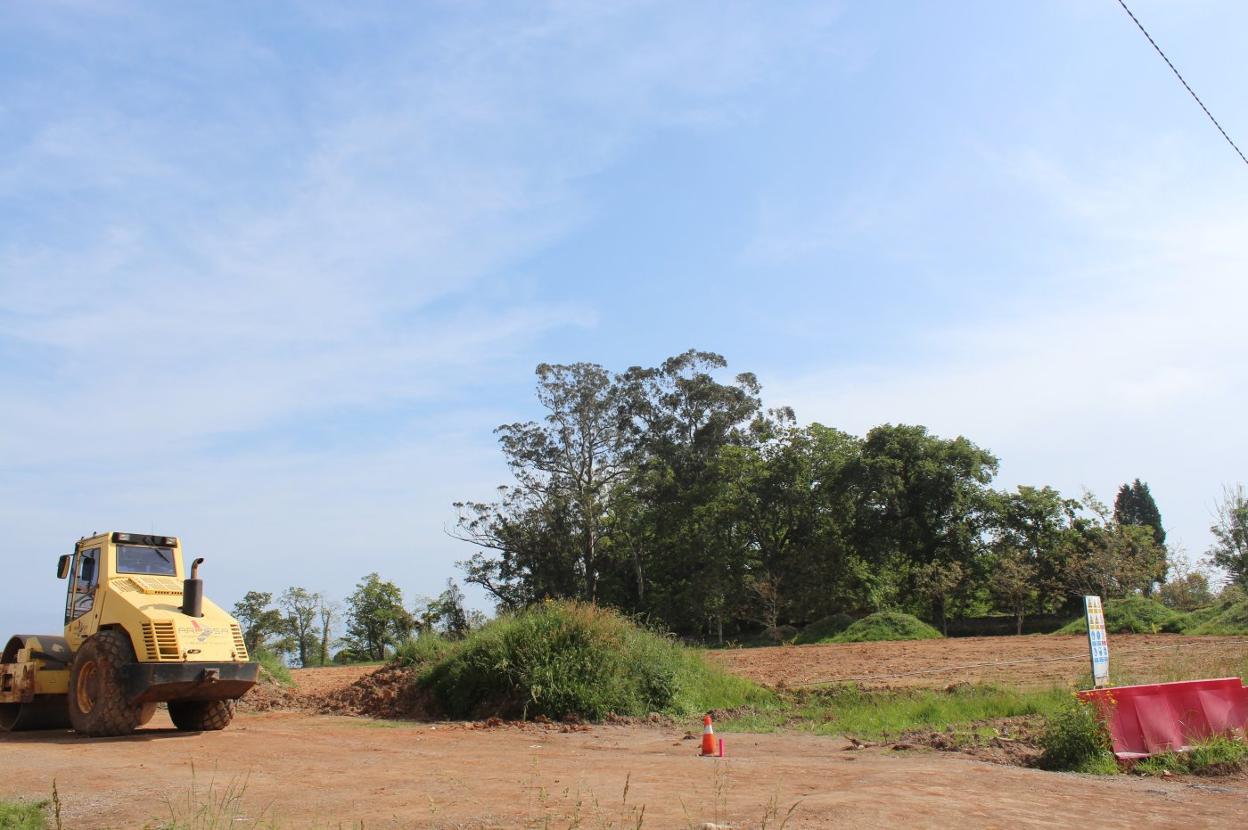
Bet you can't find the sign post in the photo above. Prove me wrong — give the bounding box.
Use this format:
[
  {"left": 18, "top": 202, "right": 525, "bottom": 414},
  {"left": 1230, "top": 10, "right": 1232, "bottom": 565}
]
[{"left": 1084, "top": 595, "right": 1110, "bottom": 688}]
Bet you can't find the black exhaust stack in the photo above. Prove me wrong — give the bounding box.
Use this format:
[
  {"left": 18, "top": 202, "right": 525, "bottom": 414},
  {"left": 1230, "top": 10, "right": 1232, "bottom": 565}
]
[{"left": 182, "top": 557, "right": 205, "bottom": 618}]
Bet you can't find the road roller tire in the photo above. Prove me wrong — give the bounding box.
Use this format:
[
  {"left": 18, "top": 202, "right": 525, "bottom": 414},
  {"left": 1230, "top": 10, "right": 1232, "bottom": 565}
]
[
  {"left": 68, "top": 630, "right": 145, "bottom": 737},
  {"left": 0, "top": 694, "right": 71, "bottom": 732},
  {"left": 168, "top": 699, "right": 235, "bottom": 731},
  {"left": 1, "top": 635, "right": 72, "bottom": 732}
]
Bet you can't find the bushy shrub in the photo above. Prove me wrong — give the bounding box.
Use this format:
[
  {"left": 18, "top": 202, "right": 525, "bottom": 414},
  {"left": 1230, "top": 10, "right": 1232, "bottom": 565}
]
[
  {"left": 793, "top": 613, "right": 856, "bottom": 645},
  {"left": 1038, "top": 698, "right": 1116, "bottom": 774},
  {"left": 420, "top": 601, "right": 768, "bottom": 721},
  {"left": 833, "top": 612, "right": 941, "bottom": 643}
]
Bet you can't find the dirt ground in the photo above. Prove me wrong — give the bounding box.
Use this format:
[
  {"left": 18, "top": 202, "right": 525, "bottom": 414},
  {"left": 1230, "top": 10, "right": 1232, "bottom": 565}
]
[
  {"left": 707, "top": 634, "right": 1248, "bottom": 689},
  {"left": 3, "top": 709, "right": 1246, "bottom": 829},
  {"left": 5, "top": 637, "right": 1247, "bottom": 828}
]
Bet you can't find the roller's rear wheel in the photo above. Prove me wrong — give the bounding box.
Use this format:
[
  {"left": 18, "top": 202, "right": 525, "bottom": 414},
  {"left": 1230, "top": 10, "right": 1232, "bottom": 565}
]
[
  {"left": 168, "top": 699, "right": 235, "bottom": 731},
  {"left": 1, "top": 636, "right": 71, "bottom": 732},
  {"left": 68, "top": 630, "right": 145, "bottom": 737},
  {"left": 0, "top": 695, "right": 71, "bottom": 732}
]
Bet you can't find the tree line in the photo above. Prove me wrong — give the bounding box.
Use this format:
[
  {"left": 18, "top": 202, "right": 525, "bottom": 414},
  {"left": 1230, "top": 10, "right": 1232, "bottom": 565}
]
[
  {"left": 232, "top": 575, "right": 479, "bottom": 666},
  {"left": 454, "top": 350, "right": 1246, "bottom": 641}
]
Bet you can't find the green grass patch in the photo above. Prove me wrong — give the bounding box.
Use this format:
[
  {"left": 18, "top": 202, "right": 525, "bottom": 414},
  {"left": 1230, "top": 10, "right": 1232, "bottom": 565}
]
[
  {"left": 0, "top": 800, "right": 47, "bottom": 830},
  {"left": 716, "top": 684, "right": 1069, "bottom": 740},
  {"left": 391, "top": 635, "right": 457, "bottom": 668},
  {"left": 252, "top": 647, "right": 293, "bottom": 686},
  {"left": 792, "top": 613, "right": 855, "bottom": 645},
  {"left": 1187, "top": 598, "right": 1248, "bottom": 636},
  {"left": 1189, "top": 734, "right": 1248, "bottom": 773},
  {"left": 1133, "top": 751, "right": 1188, "bottom": 777},
  {"left": 1057, "top": 596, "right": 1186, "bottom": 635},
  {"left": 1133, "top": 736, "right": 1248, "bottom": 776},
  {"left": 419, "top": 601, "right": 771, "bottom": 721},
  {"left": 832, "top": 611, "right": 941, "bottom": 643}
]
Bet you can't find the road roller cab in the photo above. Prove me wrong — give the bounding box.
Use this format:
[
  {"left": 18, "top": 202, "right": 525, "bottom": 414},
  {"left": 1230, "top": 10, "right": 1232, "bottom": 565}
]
[{"left": 1, "top": 531, "right": 259, "bottom": 736}]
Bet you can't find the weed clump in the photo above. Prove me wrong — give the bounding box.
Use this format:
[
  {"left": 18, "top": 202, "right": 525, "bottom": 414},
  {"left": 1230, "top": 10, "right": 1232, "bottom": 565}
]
[
  {"left": 1037, "top": 698, "right": 1117, "bottom": 774},
  {"left": 391, "top": 635, "right": 456, "bottom": 668},
  {"left": 420, "top": 601, "right": 769, "bottom": 721},
  {"left": 252, "top": 647, "right": 293, "bottom": 686},
  {"left": 0, "top": 798, "right": 48, "bottom": 830},
  {"left": 793, "top": 613, "right": 855, "bottom": 645},
  {"left": 1189, "top": 734, "right": 1248, "bottom": 773},
  {"left": 1133, "top": 735, "right": 1248, "bottom": 777},
  {"left": 832, "top": 612, "right": 941, "bottom": 643}
]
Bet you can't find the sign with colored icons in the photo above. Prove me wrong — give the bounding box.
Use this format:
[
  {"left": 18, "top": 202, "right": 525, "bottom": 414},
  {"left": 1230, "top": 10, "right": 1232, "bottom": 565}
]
[{"left": 1084, "top": 595, "right": 1110, "bottom": 688}]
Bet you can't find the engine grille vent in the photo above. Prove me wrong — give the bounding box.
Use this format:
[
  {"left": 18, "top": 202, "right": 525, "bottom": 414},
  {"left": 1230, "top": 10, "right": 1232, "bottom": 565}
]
[
  {"left": 141, "top": 621, "right": 180, "bottom": 661},
  {"left": 230, "top": 625, "right": 248, "bottom": 660},
  {"left": 129, "top": 576, "right": 183, "bottom": 595}
]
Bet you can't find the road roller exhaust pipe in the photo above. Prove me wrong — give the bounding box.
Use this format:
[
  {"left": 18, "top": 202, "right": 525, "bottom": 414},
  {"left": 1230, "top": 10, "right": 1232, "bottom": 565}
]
[{"left": 182, "top": 558, "right": 205, "bottom": 618}]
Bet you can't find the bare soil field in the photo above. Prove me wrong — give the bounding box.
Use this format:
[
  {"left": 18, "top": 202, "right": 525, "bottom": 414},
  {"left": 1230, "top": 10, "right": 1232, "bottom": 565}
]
[
  {"left": 5, "top": 636, "right": 1246, "bottom": 828},
  {"left": 3, "top": 708, "right": 1245, "bottom": 829},
  {"left": 707, "top": 633, "right": 1248, "bottom": 690}
]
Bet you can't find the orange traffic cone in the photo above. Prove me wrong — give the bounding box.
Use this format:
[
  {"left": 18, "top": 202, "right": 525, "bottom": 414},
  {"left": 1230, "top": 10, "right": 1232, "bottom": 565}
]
[{"left": 700, "top": 714, "right": 716, "bottom": 756}]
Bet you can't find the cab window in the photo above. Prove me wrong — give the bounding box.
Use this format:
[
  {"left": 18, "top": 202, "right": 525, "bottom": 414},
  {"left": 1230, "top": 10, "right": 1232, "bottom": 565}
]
[
  {"left": 116, "top": 545, "right": 177, "bottom": 576},
  {"left": 66, "top": 546, "right": 100, "bottom": 623}
]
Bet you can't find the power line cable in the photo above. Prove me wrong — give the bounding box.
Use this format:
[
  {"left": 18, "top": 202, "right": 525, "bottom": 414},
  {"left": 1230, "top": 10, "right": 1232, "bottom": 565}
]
[{"left": 1113, "top": 0, "right": 1248, "bottom": 168}]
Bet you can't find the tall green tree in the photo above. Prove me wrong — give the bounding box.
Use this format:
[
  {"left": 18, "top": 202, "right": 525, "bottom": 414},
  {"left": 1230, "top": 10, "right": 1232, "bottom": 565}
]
[
  {"left": 232, "top": 591, "right": 284, "bottom": 653},
  {"left": 1113, "top": 479, "right": 1166, "bottom": 548},
  {"left": 279, "top": 587, "right": 321, "bottom": 668},
  {"left": 849, "top": 424, "right": 998, "bottom": 614},
  {"left": 1063, "top": 494, "right": 1167, "bottom": 599},
  {"left": 989, "top": 548, "right": 1038, "bottom": 635},
  {"left": 738, "top": 421, "right": 861, "bottom": 625},
  {"left": 317, "top": 597, "right": 339, "bottom": 667},
  {"left": 418, "top": 579, "right": 474, "bottom": 639},
  {"left": 458, "top": 361, "right": 627, "bottom": 605},
  {"left": 612, "top": 350, "right": 765, "bottom": 637},
  {"left": 988, "top": 486, "right": 1079, "bottom": 616},
  {"left": 1208, "top": 484, "right": 1248, "bottom": 591},
  {"left": 1159, "top": 562, "right": 1213, "bottom": 611},
  {"left": 343, "top": 573, "right": 414, "bottom": 660}
]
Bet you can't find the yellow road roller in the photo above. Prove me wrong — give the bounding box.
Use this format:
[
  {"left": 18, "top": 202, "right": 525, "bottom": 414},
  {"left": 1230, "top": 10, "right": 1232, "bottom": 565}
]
[{"left": 0, "top": 531, "right": 258, "bottom": 736}]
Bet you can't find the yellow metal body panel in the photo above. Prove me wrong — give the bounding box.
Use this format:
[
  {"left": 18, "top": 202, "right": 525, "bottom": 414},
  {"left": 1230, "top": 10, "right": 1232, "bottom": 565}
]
[
  {"left": 62, "top": 533, "right": 249, "bottom": 664},
  {"left": 33, "top": 667, "right": 69, "bottom": 695}
]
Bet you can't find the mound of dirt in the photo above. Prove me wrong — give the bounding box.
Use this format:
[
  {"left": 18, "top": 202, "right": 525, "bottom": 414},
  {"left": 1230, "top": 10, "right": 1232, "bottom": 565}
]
[
  {"left": 313, "top": 664, "right": 430, "bottom": 719},
  {"left": 237, "top": 664, "right": 428, "bottom": 719},
  {"left": 237, "top": 681, "right": 307, "bottom": 712}
]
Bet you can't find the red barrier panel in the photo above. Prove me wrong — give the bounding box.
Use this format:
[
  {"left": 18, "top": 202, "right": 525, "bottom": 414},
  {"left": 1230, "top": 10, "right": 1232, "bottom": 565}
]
[{"left": 1078, "top": 678, "right": 1248, "bottom": 759}]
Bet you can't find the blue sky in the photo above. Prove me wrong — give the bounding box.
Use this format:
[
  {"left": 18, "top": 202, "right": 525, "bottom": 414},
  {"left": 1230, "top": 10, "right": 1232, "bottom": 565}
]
[{"left": 2, "top": 1, "right": 1246, "bottom": 636}]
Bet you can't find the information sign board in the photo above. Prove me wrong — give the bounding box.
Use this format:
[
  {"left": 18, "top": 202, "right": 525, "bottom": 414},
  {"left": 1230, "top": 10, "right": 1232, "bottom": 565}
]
[{"left": 1084, "top": 595, "right": 1110, "bottom": 688}]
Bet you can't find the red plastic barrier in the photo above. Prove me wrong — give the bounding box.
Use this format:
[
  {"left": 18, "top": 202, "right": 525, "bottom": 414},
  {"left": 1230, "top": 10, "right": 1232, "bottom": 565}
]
[{"left": 1078, "top": 678, "right": 1248, "bottom": 759}]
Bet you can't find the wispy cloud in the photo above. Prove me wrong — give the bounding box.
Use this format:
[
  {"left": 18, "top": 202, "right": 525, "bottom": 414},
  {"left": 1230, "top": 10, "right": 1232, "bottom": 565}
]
[
  {"left": 0, "top": 1, "right": 849, "bottom": 628},
  {"left": 767, "top": 140, "right": 1248, "bottom": 561}
]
